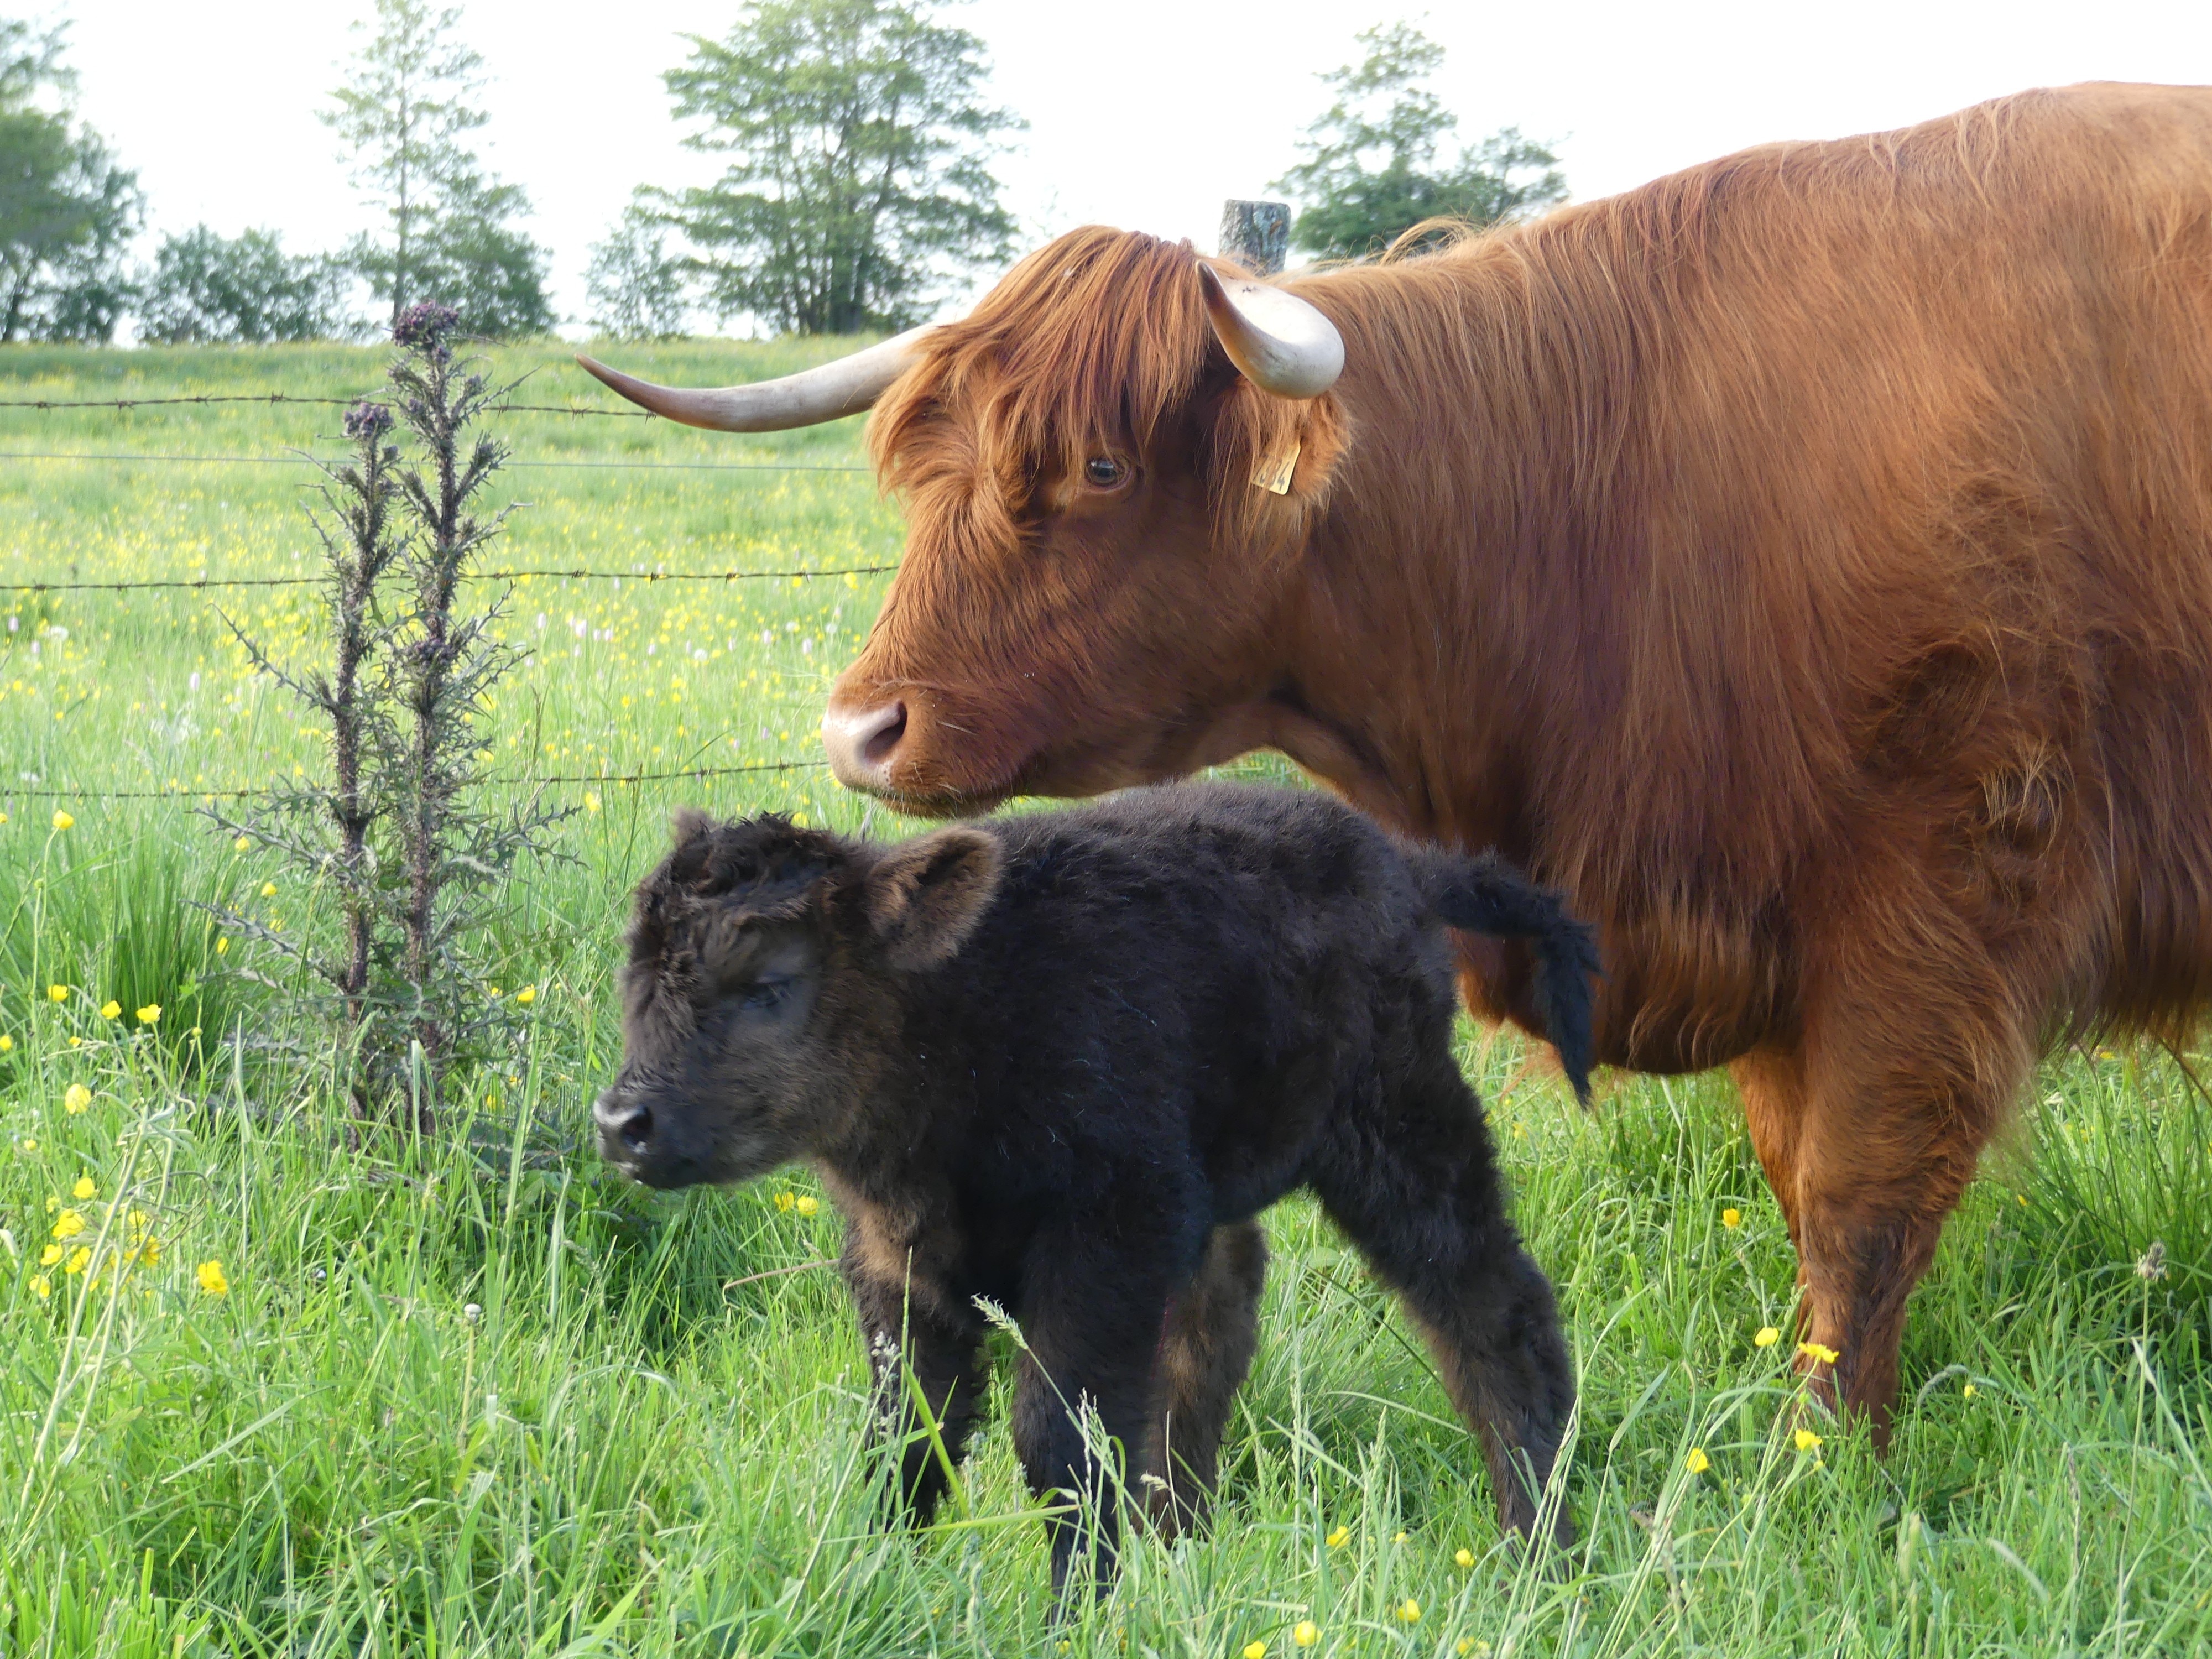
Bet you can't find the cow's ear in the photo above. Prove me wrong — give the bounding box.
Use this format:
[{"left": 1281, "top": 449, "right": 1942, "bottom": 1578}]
[
  {"left": 862, "top": 828, "right": 1003, "bottom": 970},
  {"left": 1214, "top": 378, "right": 1351, "bottom": 514}
]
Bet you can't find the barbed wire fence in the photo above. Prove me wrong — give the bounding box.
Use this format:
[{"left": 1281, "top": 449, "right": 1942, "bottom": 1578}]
[{"left": 0, "top": 379, "right": 887, "bottom": 809}]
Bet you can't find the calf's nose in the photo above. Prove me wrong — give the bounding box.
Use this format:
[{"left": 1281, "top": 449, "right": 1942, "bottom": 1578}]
[
  {"left": 821, "top": 698, "right": 909, "bottom": 791},
  {"left": 592, "top": 1091, "right": 655, "bottom": 1157}
]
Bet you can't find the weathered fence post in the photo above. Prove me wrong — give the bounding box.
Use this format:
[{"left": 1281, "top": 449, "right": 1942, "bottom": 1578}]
[{"left": 1219, "top": 200, "right": 1289, "bottom": 275}]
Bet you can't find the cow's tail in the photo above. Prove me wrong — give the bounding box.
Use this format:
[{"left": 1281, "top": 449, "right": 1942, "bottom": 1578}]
[{"left": 1428, "top": 851, "right": 1601, "bottom": 1106}]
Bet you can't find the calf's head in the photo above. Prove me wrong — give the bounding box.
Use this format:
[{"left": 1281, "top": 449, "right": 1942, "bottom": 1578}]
[
  {"left": 594, "top": 811, "right": 1001, "bottom": 1189},
  {"left": 578, "top": 226, "right": 1352, "bottom": 816}
]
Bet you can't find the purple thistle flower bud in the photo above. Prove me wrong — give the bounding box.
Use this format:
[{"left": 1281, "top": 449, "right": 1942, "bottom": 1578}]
[
  {"left": 343, "top": 400, "right": 394, "bottom": 442},
  {"left": 393, "top": 301, "right": 462, "bottom": 349}
]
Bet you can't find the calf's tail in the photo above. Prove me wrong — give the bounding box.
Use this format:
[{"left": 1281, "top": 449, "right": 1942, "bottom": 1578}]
[{"left": 1430, "top": 853, "right": 1601, "bottom": 1105}]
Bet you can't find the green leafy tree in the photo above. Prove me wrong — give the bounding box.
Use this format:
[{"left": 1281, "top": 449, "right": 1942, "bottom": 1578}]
[
  {"left": 1276, "top": 23, "right": 1566, "bottom": 262},
  {"left": 138, "top": 226, "right": 349, "bottom": 343},
  {"left": 325, "top": 0, "right": 554, "bottom": 337},
  {"left": 0, "top": 19, "right": 140, "bottom": 342},
  {"left": 585, "top": 198, "right": 690, "bottom": 340},
  {"left": 661, "top": 0, "right": 1019, "bottom": 335}
]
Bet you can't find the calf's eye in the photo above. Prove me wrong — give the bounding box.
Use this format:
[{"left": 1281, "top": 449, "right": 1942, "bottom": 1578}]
[
  {"left": 740, "top": 977, "right": 791, "bottom": 1013},
  {"left": 1083, "top": 456, "right": 1128, "bottom": 489}
]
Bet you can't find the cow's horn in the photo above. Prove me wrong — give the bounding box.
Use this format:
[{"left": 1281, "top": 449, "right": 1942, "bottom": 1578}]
[
  {"left": 1198, "top": 263, "right": 1344, "bottom": 400},
  {"left": 574, "top": 324, "right": 937, "bottom": 431}
]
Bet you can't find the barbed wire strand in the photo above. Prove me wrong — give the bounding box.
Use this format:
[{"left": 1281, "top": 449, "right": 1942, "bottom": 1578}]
[
  {"left": 0, "top": 393, "right": 655, "bottom": 418},
  {"left": 0, "top": 564, "right": 895, "bottom": 593},
  {"left": 0, "top": 758, "right": 828, "bottom": 803},
  {"left": 0, "top": 449, "right": 869, "bottom": 473}
]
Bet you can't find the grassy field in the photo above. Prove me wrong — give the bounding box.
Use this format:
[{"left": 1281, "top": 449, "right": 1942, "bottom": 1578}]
[{"left": 1, "top": 341, "right": 2209, "bottom": 1658}]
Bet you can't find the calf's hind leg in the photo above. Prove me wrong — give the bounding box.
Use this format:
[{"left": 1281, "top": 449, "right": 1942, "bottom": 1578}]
[
  {"left": 1141, "top": 1218, "right": 1269, "bottom": 1538},
  {"left": 1308, "top": 1059, "right": 1575, "bottom": 1545}
]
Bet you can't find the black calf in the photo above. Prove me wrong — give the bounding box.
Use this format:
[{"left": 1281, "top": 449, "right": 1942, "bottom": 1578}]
[{"left": 597, "top": 783, "right": 1595, "bottom": 1595}]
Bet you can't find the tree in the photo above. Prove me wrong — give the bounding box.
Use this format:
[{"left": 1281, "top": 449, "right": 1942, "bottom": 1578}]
[
  {"left": 585, "top": 198, "right": 690, "bottom": 340},
  {"left": 1276, "top": 23, "right": 1566, "bottom": 262},
  {"left": 0, "top": 19, "right": 141, "bottom": 342},
  {"left": 324, "top": 0, "right": 554, "bottom": 337},
  {"left": 138, "top": 226, "right": 349, "bottom": 343},
  {"left": 662, "top": 0, "right": 1019, "bottom": 335}
]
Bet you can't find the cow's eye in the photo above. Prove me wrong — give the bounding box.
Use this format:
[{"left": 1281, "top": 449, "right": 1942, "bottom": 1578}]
[{"left": 1083, "top": 456, "right": 1129, "bottom": 489}]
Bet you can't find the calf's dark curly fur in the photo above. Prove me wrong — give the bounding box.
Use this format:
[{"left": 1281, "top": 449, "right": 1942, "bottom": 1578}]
[{"left": 596, "top": 783, "right": 1596, "bottom": 1595}]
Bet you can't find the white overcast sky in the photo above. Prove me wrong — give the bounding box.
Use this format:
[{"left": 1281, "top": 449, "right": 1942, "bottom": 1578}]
[{"left": 56, "top": 0, "right": 2212, "bottom": 333}]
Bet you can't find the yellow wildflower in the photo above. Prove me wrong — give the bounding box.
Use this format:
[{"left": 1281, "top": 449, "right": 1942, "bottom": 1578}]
[
  {"left": 137, "top": 1235, "right": 163, "bottom": 1267},
  {"left": 136, "top": 1004, "right": 160, "bottom": 1025},
  {"left": 1794, "top": 1428, "right": 1822, "bottom": 1453},
  {"left": 1962, "top": 1383, "right": 1977, "bottom": 1399},
  {"left": 260, "top": 881, "right": 277, "bottom": 898},
  {"left": 1326, "top": 1526, "right": 1349, "bottom": 1548},
  {"left": 1721, "top": 1207, "right": 1741, "bottom": 1228},
  {"left": 216, "top": 937, "right": 229, "bottom": 956},
  {"left": 1754, "top": 1326, "right": 1781, "bottom": 1348},
  {"left": 774, "top": 1191, "right": 795, "bottom": 1213},
  {"left": 1293, "top": 1623, "right": 1319, "bottom": 1648},
  {"left": 233, "top": 835, "right": 251, "bottom": 852},
  {"left": 48, "top": 984, "right": 67, "bottom": 1003},
  {"left": 64, "top": 1245, "right": 89, "bottom": 1276},
  {"left": 39, "top": 1244, "right": 61, "bottom": 1267},
  {"left": 50, "top": 809, "right": 72, "bottom": 830},
  {"left": 1392, "top": 1530, "right": 1408, "bottom": 1543},
  {"left": 584, "top": 791, "right": 601, "bottom": 813},
  {"left": 488, "top": 985, "right": 502, "bottom": 999},
  {"left": 0, "top": 1033, "right": 12, "bottom": 1051},
  {"left": 67, "top": 1035, "right": 81, "bottom": 1048},
  {"left": 19, "top": 1136, "right": 34, "bottom": 1151},
  {"left": 50, "top": 1210, "right": 84, "bottom": 1240},
  {"left": 1244, "top": 1644, "right": 1266, "bottom": 1659},
  {"left": 30, "top": 1274, "right": 49, "bottom": 1300},
  {"left": 1798, "top": 1340, "right": 1840, "bottom": 1365},
  {"left": 515, "top": 985, "right": 536, "bottom": 1005},
  {"left": 196, "top": 1259, "right": 229, "bottom": 1296},
  {"left": 99, "top": 1000, "right": 119, "bottom": 1020},
  {"left": 1686, "top": 1447, "right": 1710, "bottom": 1474},
  {"left": 795, "top": 1194, "right": 819, "bottom": 1217},
  {"left": 71, "top": 1175, "right": 95, "bottom": 1201},
  {"left": 1454, "top": 1546, "right": 1474, "bottom": 1567},
  {"left": 1396, "top": 1600, "right": 1421, "bottom": 1624},
  {"left": 1459, "top": 1643, "right": 1491, "bottom": 1658}
]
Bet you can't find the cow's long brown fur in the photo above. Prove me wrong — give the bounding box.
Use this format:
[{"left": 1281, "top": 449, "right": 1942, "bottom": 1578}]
[{"left": 834, "top": 83, "right": 2212, "bottom": 1439}]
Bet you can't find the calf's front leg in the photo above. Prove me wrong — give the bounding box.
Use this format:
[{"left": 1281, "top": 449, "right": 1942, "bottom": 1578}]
[
  {"left": 1142, "top": 1218, "right": 1269, "bottom": 1538},
  {"left": 843, "top": 1228, "right": 989, "bottom": 1524},
  {"left": 1010, "top": 1225, "right": 1186, "bottom": 1600}
]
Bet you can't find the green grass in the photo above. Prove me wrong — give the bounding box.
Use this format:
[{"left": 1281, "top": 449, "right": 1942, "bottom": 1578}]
[{"left": 2, "top": 343, "right": 2210, "bottom": 1657}]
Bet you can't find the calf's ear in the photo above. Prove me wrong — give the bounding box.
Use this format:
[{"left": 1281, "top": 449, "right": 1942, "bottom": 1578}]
[{"left": 863, "top": 828, "right": 1003, "bottom": 971}]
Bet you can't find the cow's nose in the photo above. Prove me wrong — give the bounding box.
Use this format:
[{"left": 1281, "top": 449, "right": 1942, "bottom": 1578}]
[
  {"left": 592, "top": 1091, "right": 655, "bottom": 1157},
  {"left": 821, "top": 698, "right": 908, "bottom": 791}
]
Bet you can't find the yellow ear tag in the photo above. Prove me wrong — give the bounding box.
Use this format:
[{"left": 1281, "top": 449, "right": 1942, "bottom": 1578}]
[{"left": 1253, "top": 438, "right": 1301, "bottom": 495}]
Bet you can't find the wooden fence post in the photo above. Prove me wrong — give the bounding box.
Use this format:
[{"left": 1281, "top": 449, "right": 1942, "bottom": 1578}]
[{"left": 1219, "top": 200, "right": 1290, "bottom": 276}]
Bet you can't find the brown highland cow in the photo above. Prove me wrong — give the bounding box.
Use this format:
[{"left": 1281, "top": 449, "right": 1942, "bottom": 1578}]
[{"left": 583, "top": 84, "right": 2212, "bottom": 1444}]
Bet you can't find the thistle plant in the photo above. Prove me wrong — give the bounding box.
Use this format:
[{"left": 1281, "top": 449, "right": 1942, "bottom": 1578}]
[{"left": 210, "top": 302, "right": 560, "bottom": 1125}]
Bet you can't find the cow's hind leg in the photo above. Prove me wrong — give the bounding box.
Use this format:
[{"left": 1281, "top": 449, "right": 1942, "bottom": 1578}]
[
  {"left": 1142, "top": 1218, "right": 1269, "bottom": 1538},
  {"left": 1307, "top": 1057, "right": 1575, "bottom": 1545},
  {"left": 1785, "top": 1025, "right": 2020, "bottom": 1447},
  {"left": 1779, "top": 861, "right": 2037, "bottom": 1448}
]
